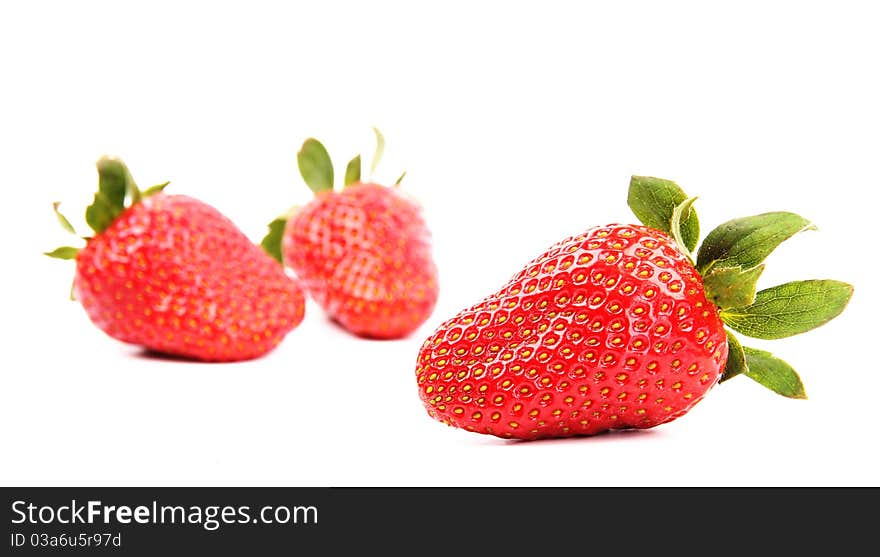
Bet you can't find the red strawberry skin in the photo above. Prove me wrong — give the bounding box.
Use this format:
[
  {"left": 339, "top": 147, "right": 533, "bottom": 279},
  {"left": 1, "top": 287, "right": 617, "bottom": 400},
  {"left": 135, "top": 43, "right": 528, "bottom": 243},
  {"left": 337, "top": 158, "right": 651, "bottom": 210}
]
[
  {"left": 282, "top": 182, "right": 438, "bottom": 339},
  {"left": 74, "top": 194, "right": 306, "bottom": 362},
  {"left": 416, "top": 224, "right": 728, "bottom": 439}
]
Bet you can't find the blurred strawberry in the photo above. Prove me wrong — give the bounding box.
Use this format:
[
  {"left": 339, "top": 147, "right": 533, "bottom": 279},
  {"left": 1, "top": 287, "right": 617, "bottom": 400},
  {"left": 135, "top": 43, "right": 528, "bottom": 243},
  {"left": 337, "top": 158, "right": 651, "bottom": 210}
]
[
  {"left": 47, "top": 157, "right": 306, "bottom": 361},
  {"left": 262, "top": 130, "right": 438, "bottom": 338}
]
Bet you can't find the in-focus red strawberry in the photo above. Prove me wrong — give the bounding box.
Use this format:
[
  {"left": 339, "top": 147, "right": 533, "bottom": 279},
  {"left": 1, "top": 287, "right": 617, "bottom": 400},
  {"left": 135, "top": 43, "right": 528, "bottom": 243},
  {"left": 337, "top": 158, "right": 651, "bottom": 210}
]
[
  {"left": 416, "top": 176, "right": 853, "bottom": 439},
  {"left": 46, "top": 157, "right": 306, "bottom": 362},
  {"left": 262, "top": 130, "right": 438, "bottom": 339}
]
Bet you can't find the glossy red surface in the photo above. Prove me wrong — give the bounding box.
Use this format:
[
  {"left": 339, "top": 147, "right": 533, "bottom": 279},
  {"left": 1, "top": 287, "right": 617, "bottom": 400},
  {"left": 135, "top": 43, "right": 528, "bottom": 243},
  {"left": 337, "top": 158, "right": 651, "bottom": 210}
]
[{"left": 417, "top": 224, "right": 728, "bottom": 439}]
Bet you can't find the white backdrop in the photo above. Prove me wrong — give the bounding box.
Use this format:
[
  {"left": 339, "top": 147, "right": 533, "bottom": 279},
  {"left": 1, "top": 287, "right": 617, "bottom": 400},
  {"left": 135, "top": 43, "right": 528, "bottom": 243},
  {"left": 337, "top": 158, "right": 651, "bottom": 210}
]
[{"left": 1, "top": 1, "right": 878, "bottom": 486}]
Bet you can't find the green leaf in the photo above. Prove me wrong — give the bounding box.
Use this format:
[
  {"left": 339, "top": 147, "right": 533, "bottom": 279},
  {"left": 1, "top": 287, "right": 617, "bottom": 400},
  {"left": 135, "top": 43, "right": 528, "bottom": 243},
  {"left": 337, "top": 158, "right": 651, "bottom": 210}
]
[
  {"left": 44, "top": 246, "right": 80, "bottom": 259},
  {"left": 85, "top": 157, "right": 140, "bottom": 234},
  {"left": 345, "top": 155, "right": 361, "bottom": 187},
  {"left": 260, "top": 217, "right": 288, "bottom": 264},
  {"left": 84, "top": 191, "right": 119, "bottom": 234},
  {"left": 142, "top": 181, "right": 170, "bottom": 197},
  {"left": 394, "top": 171, "right": 407, "bottom": 186},
  {"left": 297, "top": 138, "right": 334, "bottom": 194},
  {"left": 702, "top": 264, "right": 765, "bottom": 309},
  {"left": 741, "top": 346, "right": 807, "bottom": 399},
  {"left": 720, "top": 330, "right": 747, "bottom": 383},
  {"left": 370, "top": 127, "right": 385, "bottom": 176},
  {"left": 670, "top": 196, "right": 698, "bottom": 259},
  {"left": 52, "top": 202, "right": 76, "bottom": 234},
  {"left": 696, "top": 212, "right": 815, "bottom": 273},
  {"left": 627, "top": 176, "right": 699, "bottom": 252},
  {"left": 96, "top": 156, "right": 138, "bottom": 206},
  {"left": 721, "top": 280, "right": 853, "bottom": 340}
]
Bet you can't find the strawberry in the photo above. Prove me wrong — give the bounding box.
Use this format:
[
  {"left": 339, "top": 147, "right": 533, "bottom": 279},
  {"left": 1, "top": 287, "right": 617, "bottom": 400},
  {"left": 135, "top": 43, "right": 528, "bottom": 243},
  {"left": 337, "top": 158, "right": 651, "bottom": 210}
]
[
  {"left": 46, "top": 156, "right": 306, "bottom": 362},
  {"left": 415, "top": 176, "right": 853, "bottom": 439},
  {"left": 262, "top": 130, "right": 438, "bottom": 339}
]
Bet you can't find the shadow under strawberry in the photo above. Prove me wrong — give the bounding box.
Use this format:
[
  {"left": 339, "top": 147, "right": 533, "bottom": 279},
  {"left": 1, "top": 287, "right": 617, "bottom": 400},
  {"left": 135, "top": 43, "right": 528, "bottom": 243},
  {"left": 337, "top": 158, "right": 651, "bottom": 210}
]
[{"left": 498, "top": 427, "right": 660, "bottom": 446}]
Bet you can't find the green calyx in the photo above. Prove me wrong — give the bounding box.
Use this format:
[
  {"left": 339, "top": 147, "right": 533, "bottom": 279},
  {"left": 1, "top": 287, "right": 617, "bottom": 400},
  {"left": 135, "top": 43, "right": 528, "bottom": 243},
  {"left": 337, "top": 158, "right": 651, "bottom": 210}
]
[
  {"left": 701, "top": 264, "right": 765, "bottom": 309},
  {"left": 628, "top": 176, "right": 700, "bottom": 255},
  {"left": 345, "top": 154, "right": 362, "bottom": 187},
  {"left": 295, "top": 126, "right": 399, "bottom": 195},
  {"left": 627, "top": 176, "right": 853, "bottom": 399},
  {"left": 260, "top": 213, "right": 290, "bottom": 265},
  {"left": 49, "top": 156, "right": 168, "bottom": 240},
  {"left": 720, "top": 280, "right": 853, "bottom": 340},
  {"left": 45, "top": 157, "right": 170, "bottom": 296},
  {"left": 84, "top": 156, "right": 137, "bottom": 233},
  {"left": 84, "top": 156, "right": 167, "bottom": 234},
  {"left": 298, "top": 138, "right": 335, "bottom": 194},
  {"left": 262, "top": 128, "right": 405, "bottom": 260},
  {"left": 43, "top": 156, "right": 169, "bottom": 300}
]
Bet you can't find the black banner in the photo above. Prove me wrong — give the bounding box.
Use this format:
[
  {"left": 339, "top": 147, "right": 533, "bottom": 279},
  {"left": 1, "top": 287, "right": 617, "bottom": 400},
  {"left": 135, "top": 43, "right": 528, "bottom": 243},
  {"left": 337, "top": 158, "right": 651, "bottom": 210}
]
[{"left": 2, "top": 487, "right": 875, "bottom": 554}]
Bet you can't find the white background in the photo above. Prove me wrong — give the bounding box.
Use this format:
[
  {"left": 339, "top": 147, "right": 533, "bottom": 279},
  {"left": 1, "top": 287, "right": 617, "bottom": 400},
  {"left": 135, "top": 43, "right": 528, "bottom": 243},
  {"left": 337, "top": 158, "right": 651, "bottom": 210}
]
[{"left": 1, "top": 1, "right": 878, "bottom": 487}]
